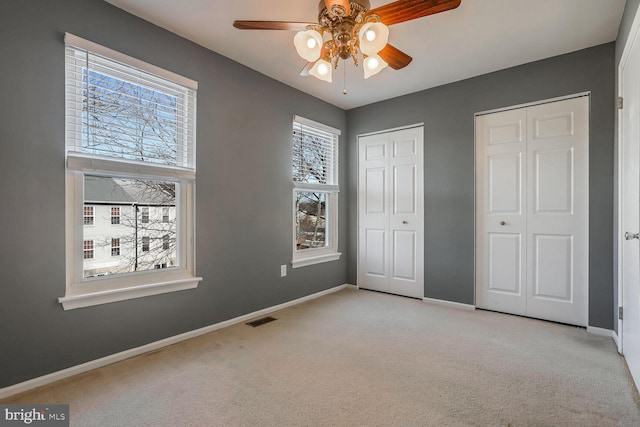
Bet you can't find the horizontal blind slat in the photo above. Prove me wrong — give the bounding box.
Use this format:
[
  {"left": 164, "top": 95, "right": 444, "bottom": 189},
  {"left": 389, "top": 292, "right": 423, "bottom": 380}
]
[
  {"left": 65, "top": 33, "right": 198, "bottom": 90},
  {"left": 292, "top": 118, "right": 338, "bottom": 186},
  {"left": 66, "top": 40, "right": 196, "bottom": 171}
]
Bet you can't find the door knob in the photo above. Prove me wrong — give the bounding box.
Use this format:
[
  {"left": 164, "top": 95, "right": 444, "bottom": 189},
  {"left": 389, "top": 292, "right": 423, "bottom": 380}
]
[
  {"left": 402, "top": 221, "right": 408, "bottom": 224},
  {"left": 500, "top": 221, "right": 507, "bottom": 226},
  {"left": 625, "top": 231, "right": 640, "bottom": 240}
]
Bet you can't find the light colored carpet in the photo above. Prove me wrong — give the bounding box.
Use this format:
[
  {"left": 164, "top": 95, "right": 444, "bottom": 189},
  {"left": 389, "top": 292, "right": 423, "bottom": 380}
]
[{"left": 4, "top": 287, "right": 640, "bottom": 426}]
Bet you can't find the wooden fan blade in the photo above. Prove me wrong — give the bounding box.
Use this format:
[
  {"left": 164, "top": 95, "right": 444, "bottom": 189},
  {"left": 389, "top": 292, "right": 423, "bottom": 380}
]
[
  {"left": 368, "top": 0, "right": 461, "bottom": 26},
  {"left": 324, "top": 0, "right": 351, "bottom": 17},
  {"left": 300, "top": 63, "right": 312, "bottom": 77},
  {"left": 379, "top": 44, "right": 413, "bottom": 70},
  {"left": 233, "top": 21, "right": 315, "bottom": 31}
]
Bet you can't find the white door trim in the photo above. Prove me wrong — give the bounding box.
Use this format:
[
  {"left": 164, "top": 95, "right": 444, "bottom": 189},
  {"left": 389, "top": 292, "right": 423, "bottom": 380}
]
[
  {"left": 475, "top": 92, "right": 591, "bottom": 118},
  {"left": 358, "top": 122, "right": 425, "bottom": 138},
  {"left": 617, "top": 2, "right": 640, "bottom": 356}
]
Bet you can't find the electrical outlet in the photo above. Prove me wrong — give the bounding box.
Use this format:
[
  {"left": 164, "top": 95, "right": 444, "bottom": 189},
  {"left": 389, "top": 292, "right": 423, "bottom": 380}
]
[{"left": 280, "top": 265, "right": 287, "bottom": 277}]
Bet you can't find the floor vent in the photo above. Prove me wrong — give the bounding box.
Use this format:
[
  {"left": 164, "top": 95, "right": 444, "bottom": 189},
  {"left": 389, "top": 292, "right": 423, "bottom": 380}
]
[{"left": 246, "top": 316, "right": 277, "bottom": 327}]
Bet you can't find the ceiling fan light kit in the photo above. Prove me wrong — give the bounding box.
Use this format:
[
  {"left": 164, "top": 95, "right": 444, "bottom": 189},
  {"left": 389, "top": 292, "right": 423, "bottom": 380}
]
[
  {"left": 234, "top": 0, "right": 462, "bottom": 85},
  {"left": 309, "top": 58, "right": 334, "bottom": 82},
  {"left": 294, "top": 29, "right": 324, "bottom": 62},
  {"left": 363, "top": 54, "right": 388, "bottom": 79},
  {"left": 358, "top": 21, "right": 389, "bottom": 56}
]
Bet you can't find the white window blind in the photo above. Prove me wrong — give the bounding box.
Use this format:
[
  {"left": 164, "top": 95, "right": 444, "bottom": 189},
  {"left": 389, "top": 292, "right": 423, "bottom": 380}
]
[
  {"left": 65, "top": 34, "right": 197, "bottom": 171},
  {"left": 292, "top": 117, "right": 339, "bottom": 190}
]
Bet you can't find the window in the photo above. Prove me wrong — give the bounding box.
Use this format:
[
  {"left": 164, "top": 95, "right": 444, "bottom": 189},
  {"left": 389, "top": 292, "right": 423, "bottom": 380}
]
[
  {"left": 62, "top": 33, "right": 201, "bottom": 310},
  {"left": 291, "top": 116, "right": 341, "bottom": 268},
  {"left": 83, "top": 206, "right": 94, "bottom": 225},
  {"left": 142, "top": 236, "right": 150, "bottom": 252},
  {"left": 162, "top": 207, "right": 170, "bottom": 223},
  {"left": 140, "top": 207, "right": 150, "bottom": 224},
  {"left": 163, "top": 234, "right": 170, "bottom": 250},
  {"left": 111, "top": 207, "right": 120, "bottom": 225},
  {"left": 111, "top": 238, "right": 120, "bottom": 256},
  {"left": 83, "top": 240, "right": 94, "bottom": 259}
]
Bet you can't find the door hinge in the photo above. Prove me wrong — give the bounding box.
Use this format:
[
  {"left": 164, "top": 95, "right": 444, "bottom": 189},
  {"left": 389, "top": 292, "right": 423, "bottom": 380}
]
[
  {"left": 619, "top": 97, "right": 624, "bottom": 110},
  {"left": 619, "top": 306, "right": 624, "bottom": 320}
]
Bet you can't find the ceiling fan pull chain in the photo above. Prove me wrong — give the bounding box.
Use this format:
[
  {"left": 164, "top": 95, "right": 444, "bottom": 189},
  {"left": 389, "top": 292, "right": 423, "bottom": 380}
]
[{"left": 343, "top": 60, "right": 348, "bottom": 95}]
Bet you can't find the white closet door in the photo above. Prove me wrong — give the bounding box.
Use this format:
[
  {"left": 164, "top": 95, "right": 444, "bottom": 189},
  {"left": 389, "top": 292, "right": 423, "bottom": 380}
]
[
  {"left": 476, "top": 96, "right": 589, "bottom": 326},
  {"left": 525, "top": 97, "right": 589, "bottom": 326},
  {"left": 358, "top": 127, "right": 424, "bottom": 299},
  {"left": 476, "top": 108, "right": 527, "bottom": 315}
]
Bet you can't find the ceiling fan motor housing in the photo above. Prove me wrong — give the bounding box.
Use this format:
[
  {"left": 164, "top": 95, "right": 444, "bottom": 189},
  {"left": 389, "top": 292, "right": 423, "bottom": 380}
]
[
  {"left": 318, "top": 0, "right": 373, "bottom": 64},
  {"left": 317, "top": 0, "right": 371, "bottom": 15},
  {"left": 318, "top": 0, "right": 370, "bottom": 20}
]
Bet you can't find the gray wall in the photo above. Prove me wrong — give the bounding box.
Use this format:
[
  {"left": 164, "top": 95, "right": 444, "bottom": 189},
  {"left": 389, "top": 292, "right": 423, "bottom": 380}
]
[
  {"left": 0, "top": 0, "right": 347, "bottom": 388},
  {"left": 346, "top": 43, "right": 616, "bottom": 329}
]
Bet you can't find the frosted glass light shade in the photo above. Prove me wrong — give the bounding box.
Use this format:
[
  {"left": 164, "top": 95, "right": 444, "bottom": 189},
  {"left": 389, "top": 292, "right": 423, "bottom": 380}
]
[
  {"left": 358, "top": 22, "right": 389, "bottom": 55},
  {"left": 363, "top": 55, "right": 388, "bottom": 79},
  {"left": 309, "top": 59, "right": 333, "bottom": 82},
  {"left": 294, "top": 30, "right": 323, "bottom": 62}
]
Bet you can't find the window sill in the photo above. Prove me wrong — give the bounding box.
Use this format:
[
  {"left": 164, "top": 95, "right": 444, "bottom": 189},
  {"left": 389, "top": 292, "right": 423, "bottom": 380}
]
[
  {"left": 59, "top": 276, "right": 202, "bottom": 310},
  {"left": 291, "top": 252, "right": 341, "bottom": 269}
]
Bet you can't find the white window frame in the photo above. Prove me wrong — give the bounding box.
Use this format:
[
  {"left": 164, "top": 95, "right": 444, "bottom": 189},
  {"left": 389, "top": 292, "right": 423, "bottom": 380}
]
[
  {"left": 291, "top": 115, "right": 341, "bottom": 268},
  {"left": 111, "top": 238, "right": 120, "bottom": 257},
  {"left": 83, "top": 206, "right": 94, "bottom": 226},
  {"left": 61, "top": 34, "right": 201, "bottom": 310},
  {"left": 83, "top": 240, "right": 95, "bottom": 260},
  {"left": 110, "top": 206, "right": 120, "bottom": 225}
]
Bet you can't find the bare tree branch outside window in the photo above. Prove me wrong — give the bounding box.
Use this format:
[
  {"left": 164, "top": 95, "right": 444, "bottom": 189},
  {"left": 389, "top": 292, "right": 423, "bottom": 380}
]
[{"left": 81, "top": 68, "right": 181, "bottom": 277}]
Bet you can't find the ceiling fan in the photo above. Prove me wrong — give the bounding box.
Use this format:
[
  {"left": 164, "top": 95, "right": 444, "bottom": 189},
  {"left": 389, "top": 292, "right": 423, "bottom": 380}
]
[{"left": 233, "top": 0, "right": 462, "bottom": 83}]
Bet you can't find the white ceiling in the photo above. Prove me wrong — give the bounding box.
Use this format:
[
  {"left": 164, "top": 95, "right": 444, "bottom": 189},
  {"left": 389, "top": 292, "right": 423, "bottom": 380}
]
[{"left": 105, "top": 0, "right": 626, "bottom": 110}]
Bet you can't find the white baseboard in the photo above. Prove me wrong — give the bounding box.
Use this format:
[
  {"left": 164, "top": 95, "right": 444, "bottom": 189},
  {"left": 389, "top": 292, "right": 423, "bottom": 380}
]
[
  {"left": 423, "top": 297, "right": 476, "bottom": 311},
  {"left": 0, "top": 284, "right": 347, "bottom": 400},
  {"left": 586, "top": 325, "right": 615, "bottom": 338}
]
